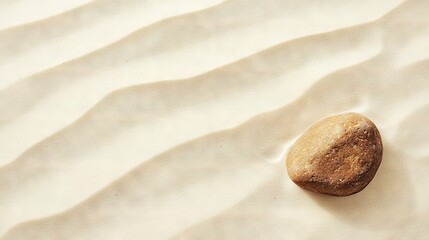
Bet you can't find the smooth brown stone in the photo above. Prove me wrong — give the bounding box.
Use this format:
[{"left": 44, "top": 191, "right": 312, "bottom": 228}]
[{"left": 286, "top": 113, "right": 383, "bottom": 196}]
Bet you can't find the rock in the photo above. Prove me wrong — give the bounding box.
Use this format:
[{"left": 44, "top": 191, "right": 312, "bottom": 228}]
[{"left": 286, "top": 113, "right": 383, "bottom": 196}]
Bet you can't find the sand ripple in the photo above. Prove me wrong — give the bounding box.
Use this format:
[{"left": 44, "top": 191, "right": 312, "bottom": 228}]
[{"left": 1, "top": 0, "right": 428, "bottom": 239}]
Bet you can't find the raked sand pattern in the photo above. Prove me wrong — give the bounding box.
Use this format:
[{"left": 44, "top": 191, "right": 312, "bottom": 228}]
[{"left": 1, "top": 0, "right": 429, "bottom": 239}]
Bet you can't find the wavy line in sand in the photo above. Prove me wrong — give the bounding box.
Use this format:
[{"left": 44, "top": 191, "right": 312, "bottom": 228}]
[
  {"left": 0, "top": 73, "right": 365, "bottom": 239},
  {"left": 1, "top": 0, "right": 429, "bottom": 239},
  {"left": 0, "top": 0, "right": 227, "bottom": 60},
  {"left": 173, "top": 104, "right": 429, "bottom": 239},
  {"left": 0, "top": 0, "right": 226, "bottom": 87},
  {"left": 2, "top": 0, "right": 429, "bottom": 176},
  {"left": 0, "top": 0, "right": 421, "bottom": 159},
  {"left": 0, "top": 0, "right": 94, "bottom": 30},
  {"left": 0, "top": 0, "right": 419, "bottom": 171},
  {"left": 0, "top": 22, "right": 381, "bottom": 165},
  {"left": 2, "top": 0, "right": 428, "bottom": 235},
  {"left": 0, "top": 0, "right": 405, "bottom": 90},
  {"left": 0, "top": 23, "right": 383, "bottom": 237},
  {"left": 3, "top": 53, "right": 429, "bottom": 239},
  {"left": 172, "top": 144, "right": 414, "bottom": 239}
]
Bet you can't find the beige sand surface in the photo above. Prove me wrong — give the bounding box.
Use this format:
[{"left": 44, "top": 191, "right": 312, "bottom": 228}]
[{"left": 1, "top": 0, "right": 428, "bottom": 239}]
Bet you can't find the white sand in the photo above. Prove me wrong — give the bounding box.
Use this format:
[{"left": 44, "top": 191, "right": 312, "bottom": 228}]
[{"left": 0, "top": 0, "right": 428, "bottom": 239}]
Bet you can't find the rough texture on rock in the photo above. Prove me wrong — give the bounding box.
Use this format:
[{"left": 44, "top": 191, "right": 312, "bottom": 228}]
[{"left": 286, "top": 112, "right": 383, "bottom": 196}]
